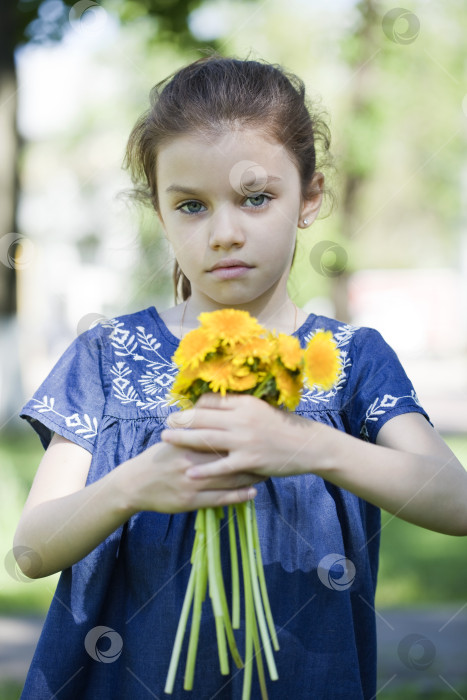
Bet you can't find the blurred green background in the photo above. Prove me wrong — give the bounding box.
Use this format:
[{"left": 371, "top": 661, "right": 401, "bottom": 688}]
[{"left": 1, "top": 0, "right": 466, "bottom": 697}]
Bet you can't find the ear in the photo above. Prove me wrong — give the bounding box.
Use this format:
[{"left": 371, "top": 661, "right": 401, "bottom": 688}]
[{"left": 298, "top": 172, "right": 324, "bottom": 229}]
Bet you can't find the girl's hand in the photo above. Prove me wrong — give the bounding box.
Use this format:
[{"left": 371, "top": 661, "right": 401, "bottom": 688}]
[
  {"left": 122, "top": 438, "right": 263, "bottom": 514},
  {"left": 161, "top": 393, "right": 320, "bottom": 480}
]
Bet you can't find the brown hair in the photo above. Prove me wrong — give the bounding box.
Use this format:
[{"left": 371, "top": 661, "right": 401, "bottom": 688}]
[{"left": 124, "top": 52, "right": 332, "bottom": 303}]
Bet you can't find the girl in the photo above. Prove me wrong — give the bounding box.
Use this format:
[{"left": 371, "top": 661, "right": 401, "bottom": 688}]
[{"left": 15, "top": 54, "right": 467, "bottom": 699}]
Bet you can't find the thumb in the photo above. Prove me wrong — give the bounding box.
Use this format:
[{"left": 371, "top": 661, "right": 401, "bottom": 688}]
[{"left": 197, "top": 392, "right": 236, "bottom": 409}]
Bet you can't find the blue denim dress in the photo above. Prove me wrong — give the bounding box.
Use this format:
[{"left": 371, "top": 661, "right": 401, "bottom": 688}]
[{"left": 19, "top": 307, "right": 429, "bottom": 699}]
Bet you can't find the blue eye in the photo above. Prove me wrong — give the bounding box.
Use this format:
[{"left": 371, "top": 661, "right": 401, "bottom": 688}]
[
  {"left": 176, "top": 194, "right": 271, "bottom": 215},
  {"left": 178, "top": 201, "right": 206, "bottom": 215},
  {"left": 245, "top": 194, "right": 270, "bottom": 207}
]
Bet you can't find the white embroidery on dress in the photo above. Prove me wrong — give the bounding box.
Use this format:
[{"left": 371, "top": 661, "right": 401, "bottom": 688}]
[
  {"left": 110, "top": 361, "right": 176, "bottom": 413},
  {"left": 103, "top": 317, "right": 179, "bottom": 412},
  {"left": 106, "top": 317, "right": 361, "bottom": 413},
  {"left": 30, "top": 395, "right": 98, "bottom": 440},
  {"left": 360, "top": 389, "right": 421, "bottom": 440},
  {"left": 299, "top": 324, "right": 358, "bottom": 408}
]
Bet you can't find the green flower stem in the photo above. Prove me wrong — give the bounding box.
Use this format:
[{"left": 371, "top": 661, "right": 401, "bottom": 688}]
[
  {"left": 228, "top": 505, "right": 240, "bottom": 629},
  {"left": 252, "top": 376, "right": 276, "bottom": 401},
  {"left": 191, "top": 530, "right": 200, "bottom": 564},
  {"left": 212, "top": 508, "right": 243, "bottom": 669},
  {"left": 206, "top": 507, "right": 229, "bottom": 674},
  {"left": 244, "top": 501, "right": 279, "bottom": 682},
  {"left": 236, "top": 503, "right": 268, "bottom": 700},
  {"left": 184, "top": 512, "right": 207, "bottom": 690},
  {"left": 236, "top": 504, "right": 255, "bottom": 700},
  {"left": 206, "top": 509, "right": 222, "bottom": 616},
  {"left": 166, "top": 491, "right": 278, "bottom": 695},
  {"left": 216, "top": 559, "right": 243, "bottom": 668},
  {"left": 164, "top": 563, "right": 197, "bottom": 694},
  {"left": 252, "top": 609, "right": 268, "bottom": 700},
  {"left": 251, "top": 501, "right": 279, "bottom": 651}
]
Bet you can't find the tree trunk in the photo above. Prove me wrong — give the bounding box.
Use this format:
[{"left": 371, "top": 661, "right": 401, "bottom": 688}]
[
  {"left": 0, "top": 0, "right": 18, "bottom": 315},
  {"left": 334, "top": 0, "right": 380, "bottom": 323}
]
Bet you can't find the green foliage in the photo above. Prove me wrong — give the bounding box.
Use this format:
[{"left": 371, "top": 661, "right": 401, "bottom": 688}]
[
  {"left": 376, "top": 508, "right": 467, "bottom": 606},
  {"left": 0, "top": 429, "right": 57, "bottom": 615},
  {"left": 0, "top": 681, "right": 23, "bottom": 700},
  {"left": 16, "top": 0, "right": 214, "bottom": 50},
  {"left": 377, "top": 684, "right": 467, "bottom": 700},
  {"left": 376, "top": 433, "right": 467, "bottom": 607}
]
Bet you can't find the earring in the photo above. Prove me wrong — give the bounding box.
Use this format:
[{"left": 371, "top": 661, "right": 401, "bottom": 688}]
[{"left": 303, "top": 219, "right": 309, "bottom": 225}]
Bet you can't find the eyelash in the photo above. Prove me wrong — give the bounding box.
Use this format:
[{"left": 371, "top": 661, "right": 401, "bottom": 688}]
[{"left": 176, "top": 193, "right": 272, "bottom": 216}]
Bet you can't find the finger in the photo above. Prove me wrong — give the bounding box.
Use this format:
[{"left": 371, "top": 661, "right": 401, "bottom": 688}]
[
  {"left": 193, "top": 486, "right": 257, "bottom": 509},
  {"left": 167, "top": 407, "right": 231, "bottom": 430},
  {"left": 195, "top": 393, "right": 259, "bottom": 411},
  {"left": 209, "top": 473, "right": 265, "bottom": 490},
  {"left": 161, "top": 427, "right": 233, "bottom": 453},
  {"left": 196, "top": 393, "right": 239, "bottom": 409},
  {"left": 186, "top": 454, "right": 244, "bottom": 479},
  {"left": 169, "top": 394, "right": 232, "bottom": 427},
  {"left": 185, "top": 449, "right": 229, "bottom": 466}
]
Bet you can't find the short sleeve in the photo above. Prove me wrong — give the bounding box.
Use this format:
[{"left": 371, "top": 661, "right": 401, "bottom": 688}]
[
  {"left": 343, "top": 327, "right": 431, "bottom": 443},
  {"left": 20, "top": 326, "right": 106, "bottom": 452}
]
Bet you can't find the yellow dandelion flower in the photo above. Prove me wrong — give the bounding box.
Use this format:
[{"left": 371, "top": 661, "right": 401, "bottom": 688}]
[
  {"left": 172, "top": 328, "right": 219, "bottom": 370},
  {"left": 198, "top": 309, "right": 266, "bottom": 346},
  {"left": 304, "top": 331, "right": 341, "bottom": 391},
  {"left": 269, "top": 361, "right": 302, "bottom": 411},
  {"left": 170, "top": 364, "right": 200, "bottom": 399},
  {"left": 197, "top": 357, "right": 238, "bottom": 396},
  {"left": 228, "top": 373, "right": 259, "bottom": 392},
  {"left": 275, "top": 333, "right": 303, "bottom": 371},
  {"left": 230, "top": 336, "right": 276, "bottom": 367}
]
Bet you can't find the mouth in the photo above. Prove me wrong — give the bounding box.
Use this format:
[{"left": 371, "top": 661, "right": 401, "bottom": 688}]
[
  {"left": 208, "top": 260, "right": 253, "bottom": 279},
  {"left": 208, "top": 259, "right": 252, "bottom": 272}
]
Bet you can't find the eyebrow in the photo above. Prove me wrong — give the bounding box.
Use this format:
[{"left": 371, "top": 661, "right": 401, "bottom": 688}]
[{"left": 165, "top": 176, "right": 282, "bottom": 196}]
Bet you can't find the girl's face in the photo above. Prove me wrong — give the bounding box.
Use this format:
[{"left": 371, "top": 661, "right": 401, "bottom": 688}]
[{"left": 156, "top": 127, "right": 321, "bottom": 314}]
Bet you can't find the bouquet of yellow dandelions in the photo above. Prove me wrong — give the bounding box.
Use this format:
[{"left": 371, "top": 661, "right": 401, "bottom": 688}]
[{"left": 164, "top": 309, "right": 341, "bottom": 699}]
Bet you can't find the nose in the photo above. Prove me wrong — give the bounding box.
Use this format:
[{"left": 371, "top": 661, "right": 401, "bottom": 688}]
[{"left": 208, "top": 205, "right": 245, "bottom": 249}]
